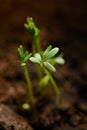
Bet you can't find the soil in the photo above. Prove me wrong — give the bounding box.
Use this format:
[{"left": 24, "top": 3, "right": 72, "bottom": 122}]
[{"left": 0, "top": 1, "right": 87, "bottom": 130}]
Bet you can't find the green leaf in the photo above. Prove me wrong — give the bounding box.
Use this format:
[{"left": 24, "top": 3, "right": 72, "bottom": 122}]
[
  {"left": 30, "top": 57, "right": 40, "bottom": 64},
  {"left": 34, "top": 53, "right": 41, "bottom": 61},
  {"left": 39, "top": 75, "right": 49, "bottom": 91},
  {"left": 18, "top": 45, "right": 24, "bottom": 53},
  {"left": 43, "top": 45, "right": 52, "bottom": 59},
  {"left": 46, "top": 47, "right": 59, "bottom": 59},
  {"left": 44, "top": 61, "right": 56, "bottom": 72},
  {"left": 18, "top": 45, "right": 32, "bottom": 64},
  {"left": 24, "top": 51, "right": 29, "bottom": 57},
  {"left": 24, "top": 17, "right": 39, "bottom": 37},
  {"left": 55, "top": 57, "right": 65, "bottom": 64},
  {"left": 24, "top": 17, "right": 34, "bottom": 29},
  {"left": 18, "top": 45, "right": 24, "bottom": 59},
  {"left": 55, "top": 53, "right": 65, "bottom": 65},
  {"left": 30, "top": 53, "right": 41, "bottom": 64},
  {"left": 27, "top": 17, "right": 32, "bottom": 23},
  {"left": 23, "top": 52, "right": 32, "bottom": 62}
]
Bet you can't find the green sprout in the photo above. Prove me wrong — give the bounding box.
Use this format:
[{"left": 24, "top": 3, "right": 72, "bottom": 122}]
[
  {"left": 18, "top": 17, "right": 65, "bottom": 109},
  {"left": 30, "top": 45, "right": 65, "bottom": 105},
  {"left": 24, "top": 17, "right": 41, "bottom": 54},
  {"left": 18, "top": 45, "right": 35, "bottom": 108},
  {"left": 24, "top": 17, "right": 43, "bottom": 80}
]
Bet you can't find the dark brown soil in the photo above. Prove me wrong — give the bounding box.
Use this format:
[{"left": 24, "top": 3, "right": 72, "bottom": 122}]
[
  {"left": 0, "top": 1, "right": 87, "bottom": 130},
  {"left": 0, "top": 104, "right": 33, "bottom": 130}
]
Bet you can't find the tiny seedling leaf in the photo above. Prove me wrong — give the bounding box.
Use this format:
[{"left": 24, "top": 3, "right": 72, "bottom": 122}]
[
  {"left": 34, "top": 53, "right": 41, "bottom": 61},
  {"left": 23, "top": 52, "right": 32, "bottom": 62},
  {"left": 44, "top": 61, "right": 56, "bottom": 72},
  {"left": 18, "top": 45, "right": 24, "bottom": 60},
  {"left": 43, "top": 45, "right": 52, "bottom": 59},
  {"left": 30, "top": 57, "right": 40, "bottom": 64},
  {"left": 46, "top": 47, "right": 59, "bottom": 59},
  {"left": 39, "top": 75, "right": 49, "bottom": 91},
  {"left": 30, "top": 53, "right": 41, "bottom": 64},
  {"left": 18, "top": 45, "right": 32, "bottom": 64},
  {"left": 55, "top": 57, "right": 65, "bottom": 64},
  {"left": 24, "top": 17, "right": 39, "bottom": 37}
]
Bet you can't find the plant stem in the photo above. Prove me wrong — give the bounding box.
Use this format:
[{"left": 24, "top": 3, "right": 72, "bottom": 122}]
[
  {"left": 22, "top": 65, "right": 35, "bottom": 107},
  {"left": 35, "top": 64, "right": 43, "bottom": 80},
  {"left": 32, "top": 36, "right": 43, "bottom": 80},
  {"left": 43, "top": 67, "right": 60, "bottom": 105},
  {"left": 32, "top": 36, "right": 42, "bottom": 55}
]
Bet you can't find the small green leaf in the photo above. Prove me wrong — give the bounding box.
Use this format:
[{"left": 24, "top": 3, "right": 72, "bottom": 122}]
[
  {"left": 30, "top": 57, "right": 40, "bottom": 64},
  {"left": 24, "top": 17, "right": 40, "bottom": 37},
  {"left": 24, "top": 51, "right": 29, "bottom": 57},
  {"left": 39, "top": 75, "right": 49, "bottom": 91},
  {"left": 18, "top": 45, "right": 32, "bottom": 64},
  {"left": 23, "top": 52, "right": 32, "bottom": 62},
  {"left": 27, "top": 17, "right": 32, "bottom": 23},
  {"left": 34, "top": 53, "right": 41, "bottom": 61},
  {"left": 44, "top": 61, "right": 56, "bottom": 72},
  {"left": 30, "top": 53, "right": 41, "bottom": 64},
  {"left": 24, "top": 17, "right": 34, "bottom": 30},
  {"left": 55, "top": 57, "right": 65, "bottom": 64},
  {"left": 43, "top": 45, "right": 52, "bottom": 59},
  {"left": 46, "top": 47, "right": 59, "bottom": 59},
  {"left": 23, "top": 54, "right": 30, "bottom": 62},
  {"left": 18, "top": 45, "right": 24, "bottom": 59},
  {"left": 18, "top": 45, "right": 24, "bottom": 53}
]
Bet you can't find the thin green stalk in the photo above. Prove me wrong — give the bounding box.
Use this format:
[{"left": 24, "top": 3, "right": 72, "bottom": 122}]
[
  {"left": 22, "top": 65, "right": 35, "bottom": 107},
  {"left": 32, "top": 36, "right": 42, "bottom": 55},
  {"left": 35, "top": 37, "right": 42, "bottom": 55},
  {"left": 43, "top": 67, "right": 60, "bottom": 105},
  {"left": 32, "top": 37, "right": 43, "bottom": 80},
  {"left": 35, "top": 64, "right": 43, "bottom": 80},
  {"left": 32, "top": 38, "right": 36, "bottom": 55}
]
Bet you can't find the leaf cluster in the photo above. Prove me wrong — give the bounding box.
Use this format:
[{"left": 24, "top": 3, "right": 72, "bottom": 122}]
[
  {"left": 24, "top": 17, "right": 40, "bottom": 37},
  {"left": 18, "top": 45, "right": 32, "bottom": 66},
  {"left": 30, "top": 45, "right": 65, "bottom": 72}
]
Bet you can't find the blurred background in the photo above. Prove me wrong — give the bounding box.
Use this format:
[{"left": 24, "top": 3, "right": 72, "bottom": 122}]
[{"left": 0, "top": 0, "right": 87, "bottom": 67}]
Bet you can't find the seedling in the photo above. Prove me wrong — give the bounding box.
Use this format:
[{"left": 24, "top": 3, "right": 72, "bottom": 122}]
[
  {"left": 18, "top": 17, "right": 65, "bottom": 109},
  {"left": 24, "top": 17, "right": 42, "bottom": 55},
  {"left": 24, "top": 17, "right": 43, "bottom": 79},
  {"left": 18, "top": 45, "right": 35, "bottom": 108},
  {"left": 30, "top": 45, "right": 65, "bottom": 105}
]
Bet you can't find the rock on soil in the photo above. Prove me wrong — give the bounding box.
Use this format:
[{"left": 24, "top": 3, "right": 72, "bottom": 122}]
[{"left": 0, "top": 104, "right": 33, "bottom": 130}]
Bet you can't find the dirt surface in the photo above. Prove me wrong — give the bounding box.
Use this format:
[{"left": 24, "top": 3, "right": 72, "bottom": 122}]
[
  {"left": 0, "top": 104, "right": 33, "bottom": 130},
  {"left": 0, "top": 1, "right": 87, "bottom": 130}
]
